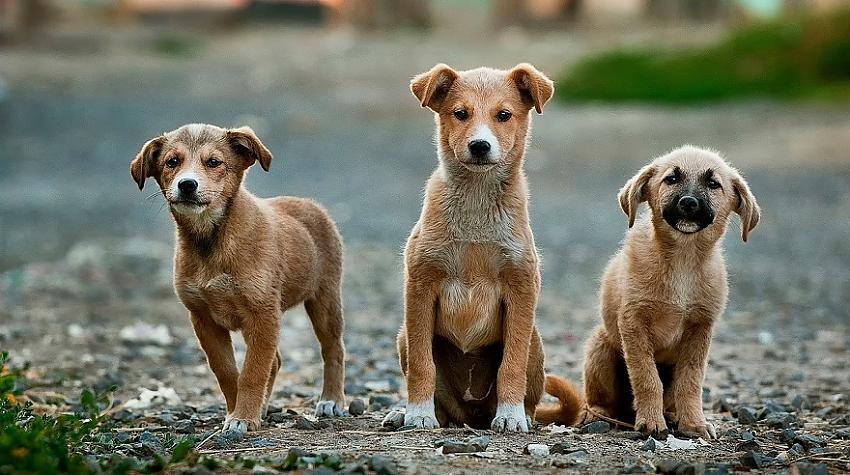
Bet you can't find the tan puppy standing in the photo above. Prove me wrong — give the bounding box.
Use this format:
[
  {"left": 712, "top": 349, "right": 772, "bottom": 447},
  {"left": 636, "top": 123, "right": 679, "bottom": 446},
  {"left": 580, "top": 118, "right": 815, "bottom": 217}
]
[
  {"left": 130, "top": 124, "right": 346, "bottom": 434},
  {"left": 384, "top": 64, "right": 554, "bottom": 432},
  {"left": 539, "top": 146, "right": 760, "bottom": 439}
]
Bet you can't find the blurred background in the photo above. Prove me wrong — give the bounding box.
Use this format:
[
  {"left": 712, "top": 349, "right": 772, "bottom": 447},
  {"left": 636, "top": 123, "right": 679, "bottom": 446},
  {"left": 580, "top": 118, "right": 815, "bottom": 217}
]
[{"left": 0, "top": 0, "right": 849, "bottom": 424}]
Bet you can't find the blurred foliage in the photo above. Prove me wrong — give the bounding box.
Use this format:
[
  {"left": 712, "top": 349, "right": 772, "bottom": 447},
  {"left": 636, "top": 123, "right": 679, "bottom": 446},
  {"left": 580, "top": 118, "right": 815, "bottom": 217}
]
[
  {"left": 0, "top": 352, "right": 196, "bottom": 475},
  {"left": 150, "top": 34, "right": 200, "bottom": 58},
  {"left": 557, "top": 9, "right": 850, "bottom": 104}
]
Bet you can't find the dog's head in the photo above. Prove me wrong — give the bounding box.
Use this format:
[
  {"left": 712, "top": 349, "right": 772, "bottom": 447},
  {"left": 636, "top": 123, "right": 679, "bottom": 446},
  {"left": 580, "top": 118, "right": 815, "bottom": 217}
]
[
  {"left": 411, "top": 63, "right": 554, "bottom": 173},
  {"left": 618, "top": 146, "right": 761, "bottom": 242},
  {"left": 130, "top": 123, "right": 272, "bottom": 219}
]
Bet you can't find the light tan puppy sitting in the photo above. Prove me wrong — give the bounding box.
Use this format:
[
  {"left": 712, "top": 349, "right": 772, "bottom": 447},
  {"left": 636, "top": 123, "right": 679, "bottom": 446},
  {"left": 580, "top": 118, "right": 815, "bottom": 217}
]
[
  {"left": 539, "top": 146, "right": 760, "bottom": 439},
  {"left": 383, "top": 63, "right": 554, "bottom": 432},
  {"left": 130, "top": 124, "right": 346, "bottom": 435}
]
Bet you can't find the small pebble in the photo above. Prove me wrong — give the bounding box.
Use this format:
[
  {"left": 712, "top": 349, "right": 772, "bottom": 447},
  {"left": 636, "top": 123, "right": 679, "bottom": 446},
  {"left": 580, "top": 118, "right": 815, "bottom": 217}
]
[
  {"left": 368, "top": 395, "right": 395, "bottom": 411},
  {"left": 791, "top": 394, "right": 811, "bottom": 411},
  {"left": 764, "top": 412, "right": 795, "bottom": 428},
  {"left": 642, "top": 437, "right": 657, "bottom": 452},
  {"left": 794, "top": 434, "right": 825, "bottom": 450},
  {"left": 579, "top": 420, "right": 610, "bottom": 434},
  {"left": 524, "top": 443, "right": 549, "bottom": 457},
  {"left": 294, "top": 416, "right": 319, "bottom": 430},
  {"left": 550, "top": 442, "right": 571, "bottom": 454},
  {"left": 348, "top": 398, "right": 366, "bottom": 416},
  {"left": 735, "top": 440, "right": 759, "bottom": 452},
  {"left": 368, "top": 455, "right": 398, "bottom": 475},
  {"left": 739, "top": 451, "right": 764, "bottom": 469},
  {"left": 174, "top": 419, "right": 194, "bottom": 434},
  {"left": 622, "top": 460, "right": 655, "bottom": 473},
  {"left": 737, "top": 406, "right": 758, "bottom": 424}
]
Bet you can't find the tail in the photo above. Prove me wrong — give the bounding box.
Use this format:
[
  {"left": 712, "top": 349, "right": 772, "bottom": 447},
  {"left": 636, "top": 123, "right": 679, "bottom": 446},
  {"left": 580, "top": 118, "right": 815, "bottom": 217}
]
[{"left": 535, "top": 374, "right": 583, "bottom": 426}]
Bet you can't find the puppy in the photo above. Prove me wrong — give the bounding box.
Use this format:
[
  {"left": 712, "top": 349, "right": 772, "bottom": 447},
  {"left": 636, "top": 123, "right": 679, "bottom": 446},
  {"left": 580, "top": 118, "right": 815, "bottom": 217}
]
[
  {"left": 383, "top": 64, "right": 554, "bottom": 432},
  {"left": 130, "top": 124, "right": 346, "bottom": 434},
  {"left": 538, "top": 146, "right": 760, "bottom": 439}
]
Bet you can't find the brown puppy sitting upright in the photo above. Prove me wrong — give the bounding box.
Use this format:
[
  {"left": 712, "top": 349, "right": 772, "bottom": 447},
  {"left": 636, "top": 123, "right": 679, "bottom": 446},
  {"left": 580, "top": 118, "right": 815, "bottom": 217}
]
[
  {"left": 131, "top": 124, "right": 346, "bottom": 434},
  {"left": 539, "top": 146, "right": 760, "bottom": 439},
  {"left": 383, "top": 64, "right": 554, "bottom": 432}
]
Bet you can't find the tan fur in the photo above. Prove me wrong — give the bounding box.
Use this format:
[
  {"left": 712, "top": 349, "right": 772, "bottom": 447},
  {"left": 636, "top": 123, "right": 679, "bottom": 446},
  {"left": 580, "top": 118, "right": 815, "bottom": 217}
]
[
  {"left": 544, "top": 145, "right": 760, "bottom": 439},
  {"left": 130, "top": 124, "right": 346, "bottom": 432},
  {"left": 394, "top": 64, "right": 554, "bottom": 431}
]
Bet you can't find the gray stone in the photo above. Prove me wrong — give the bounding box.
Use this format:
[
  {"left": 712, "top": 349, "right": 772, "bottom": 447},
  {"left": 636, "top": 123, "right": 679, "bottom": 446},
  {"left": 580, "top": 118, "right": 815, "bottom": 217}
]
[
  {"left": 579, "top": 420, "right": 610, "bottom": 434},
  {"left": 348, "top": 398, "right": 366, "bottom": 416},
  {"left": 737, "top": 406, "right": 758, "bottom": 424},
  {"left": 642, "top": 438, "right": 657, "bottom": 452},
  {"left": 367, "top": 455, "right": 398, "bottom": 475},
  {"left": 174, "top": 419, "right": 194, "bottom": 434}
]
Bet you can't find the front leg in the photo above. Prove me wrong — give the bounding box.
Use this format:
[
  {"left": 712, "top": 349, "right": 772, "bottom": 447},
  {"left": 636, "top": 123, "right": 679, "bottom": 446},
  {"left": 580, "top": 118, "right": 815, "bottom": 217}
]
[
  {"left": 225, "top": 308, "right": 280, "bottom": 434},
  {"left": 620, "top": 309, "right": 667, "bottom": 437},
  {"left": 402, "top": 276, "right": 439, "bottom": 429},
  {"left": 672, "top": 320, "right": 716, "bottom": 439},
  {"left": 190, "top": 310, "right": 239, "bottom": 413},
  {"left": 492, "top": 264, "right": 539, "bottom": 433}
]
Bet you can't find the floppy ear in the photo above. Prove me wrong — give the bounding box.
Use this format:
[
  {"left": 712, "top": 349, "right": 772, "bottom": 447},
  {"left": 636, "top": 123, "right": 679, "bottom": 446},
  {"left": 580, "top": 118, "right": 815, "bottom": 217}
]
[
  {"left": 226, "top": 126, "right": 273, "bottom": 172},
  {"left": 130, "top": 136, "right": 165, "bottom": 190},
  {"left": 618, "top": 164, "right": 655, "bottom": 228},
  {"left": 411, "top": 64, "right": 459, "bottom": 111},
  {"left": 509, "top": 63, "right": 555, "bottom": 114},
  {"left": 731, "top": 173, "right": 760, "bottom": 242}
]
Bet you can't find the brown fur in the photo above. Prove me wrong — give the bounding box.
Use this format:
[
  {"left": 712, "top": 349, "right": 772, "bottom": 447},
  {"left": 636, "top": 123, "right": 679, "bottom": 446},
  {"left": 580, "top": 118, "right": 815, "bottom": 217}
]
[
  {"left": 130, "top": 124, "right": 346, "bottom": 432},
  {"left": 542, "top": 146, "right": 760, "bottom": 438},
  {"left": 390, "top": 64, "right": 554, "bottom": 432}
]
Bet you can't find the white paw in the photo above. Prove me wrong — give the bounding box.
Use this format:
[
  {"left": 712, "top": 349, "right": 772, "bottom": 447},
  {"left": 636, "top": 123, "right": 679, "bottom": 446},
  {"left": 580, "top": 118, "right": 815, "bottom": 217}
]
[
  {"left": 381, "top": 409, "right": 406, "bottom": 429},
  {"left": 403, "top": 401, "right": 439, "bottom": 429},
  {"left": 315, "top": 400, "right": 345, "bottom": 418},
  {"left": 491, "top": 403, "right": 529, "bottom": 432},
  {"left": 222, "top": 418, "right": 249, "bottom": 435}
]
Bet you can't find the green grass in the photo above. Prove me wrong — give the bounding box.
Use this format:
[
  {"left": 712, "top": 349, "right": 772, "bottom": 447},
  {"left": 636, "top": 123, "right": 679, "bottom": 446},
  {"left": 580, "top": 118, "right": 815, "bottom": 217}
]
[
  {"left": 557, "top": 9, "right": 850, "bottom": 104},
  {"left": 0, "top": 352, "right": 360, "bottom": 474},
  {"left": 0, "top": 352, "right": 195, "bottom": 475}
]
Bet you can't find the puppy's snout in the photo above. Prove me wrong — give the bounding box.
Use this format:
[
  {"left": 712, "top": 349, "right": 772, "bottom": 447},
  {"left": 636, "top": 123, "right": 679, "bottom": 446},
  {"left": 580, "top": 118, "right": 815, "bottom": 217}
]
[
  {"left": 468, "top": 140, "right": 491, "bottom": 159},
  {"left": 178, "top": 178, "right": 199, "bottom": 194},
  {"left": 677, "top": 195, "right": 700, "bottom": 215}
]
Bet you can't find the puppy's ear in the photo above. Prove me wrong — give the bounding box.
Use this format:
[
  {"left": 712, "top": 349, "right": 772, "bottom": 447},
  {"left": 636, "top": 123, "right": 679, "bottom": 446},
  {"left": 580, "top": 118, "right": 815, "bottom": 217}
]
[
  {"left": 411, "top": 64, "right": 459, "bottom": 111},
  {"left": 731, "top": 173, "right": 760, "bottom": 242},
  {"left": 226, "top": 126, "right": 273, "bottom": 172},
  {"left": 509, "top": 63, "right": 555, "bottom": 114},
  {"left": 130, "top": 136, "right": 165, "bottom": 190},
  {"left": 618, "top": 164, "right": 655, "bottom": 228}
]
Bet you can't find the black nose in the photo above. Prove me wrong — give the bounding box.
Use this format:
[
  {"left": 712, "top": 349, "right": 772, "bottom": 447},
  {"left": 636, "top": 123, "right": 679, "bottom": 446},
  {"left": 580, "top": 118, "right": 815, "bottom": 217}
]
[
  {"left": 468, "top": 140, "right": 491, "bottom": 159},
  {"left": 677, "top": 195, "right": 699, "bottom": 214},
  {"left": 178, "top": 178, "right": 198, "bottom": 194}
]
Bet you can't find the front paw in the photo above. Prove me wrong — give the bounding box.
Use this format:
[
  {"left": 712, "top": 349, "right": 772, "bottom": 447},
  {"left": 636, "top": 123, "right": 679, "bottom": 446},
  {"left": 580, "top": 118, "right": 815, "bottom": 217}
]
[
  {"left": 678, "top": 420, "right": 716, "bottom": 440},
  {"left": 315, "top": 400, "right": 345, "bottom": 418},
  {"left": 403, "top": 401, "right": 439, "bottom": 429},
  {"left": 634, "top": 412, "right": 668, "bottom": 437},
  {"left": 223, "top": 415, "right": 261, "bottom": 435},
  {"left": 491, "top": 403, "right": 530, "bottom": 433}
]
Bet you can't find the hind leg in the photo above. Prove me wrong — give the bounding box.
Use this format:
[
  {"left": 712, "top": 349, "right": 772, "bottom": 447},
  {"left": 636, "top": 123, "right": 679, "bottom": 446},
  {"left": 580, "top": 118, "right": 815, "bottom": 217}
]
[
  {"left": 579, "top": 327, "right": 620, "bottom": 425},
  {"left": 305, "top": 288, "right": 346, "bottom": 417},
  {"left": 262, "top": 350, "right": 282, "bottom": 418}
]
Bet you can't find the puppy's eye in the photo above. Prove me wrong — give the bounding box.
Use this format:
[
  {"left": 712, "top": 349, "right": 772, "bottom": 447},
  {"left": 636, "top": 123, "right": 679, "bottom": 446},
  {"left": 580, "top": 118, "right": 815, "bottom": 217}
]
[
  {"left": 707, "top": 179, "right": 722, "bottom": 189},
  {"left": 207, "top": 158, "right": 222, "bottom": 168},
  {"left": 663, "top": 175, "right": 678, "bottom": 185},
  {"left": 453, "top": 109, "right": 469, "bottom": 121},
  {"left": 497, "top": 110, "right": 512, "bottom": 122},
  {"left": 165, "top": 157, "right": 180, "bottom": 168}
]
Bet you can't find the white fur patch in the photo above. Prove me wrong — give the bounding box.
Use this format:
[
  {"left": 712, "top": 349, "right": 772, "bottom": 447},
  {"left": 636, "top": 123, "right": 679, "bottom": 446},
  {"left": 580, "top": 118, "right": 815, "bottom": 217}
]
[
  {"left": 491, "top": 402, "right": 529, "bottom": 432},
  {"left": 403, "top": 400, "right": 439, "bottom": 429},
  {"left": 471, "top": 124, "right": 501, "bottom": 159},
  {"left": 171, "top": 169, "right": 204, "bottom": 198}
]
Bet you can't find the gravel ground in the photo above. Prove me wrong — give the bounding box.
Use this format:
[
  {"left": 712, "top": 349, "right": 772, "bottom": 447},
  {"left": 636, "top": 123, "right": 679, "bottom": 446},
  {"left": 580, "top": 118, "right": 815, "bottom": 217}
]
[{"left": 1, "top": 23, "right": 849, "bottom": 474}]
